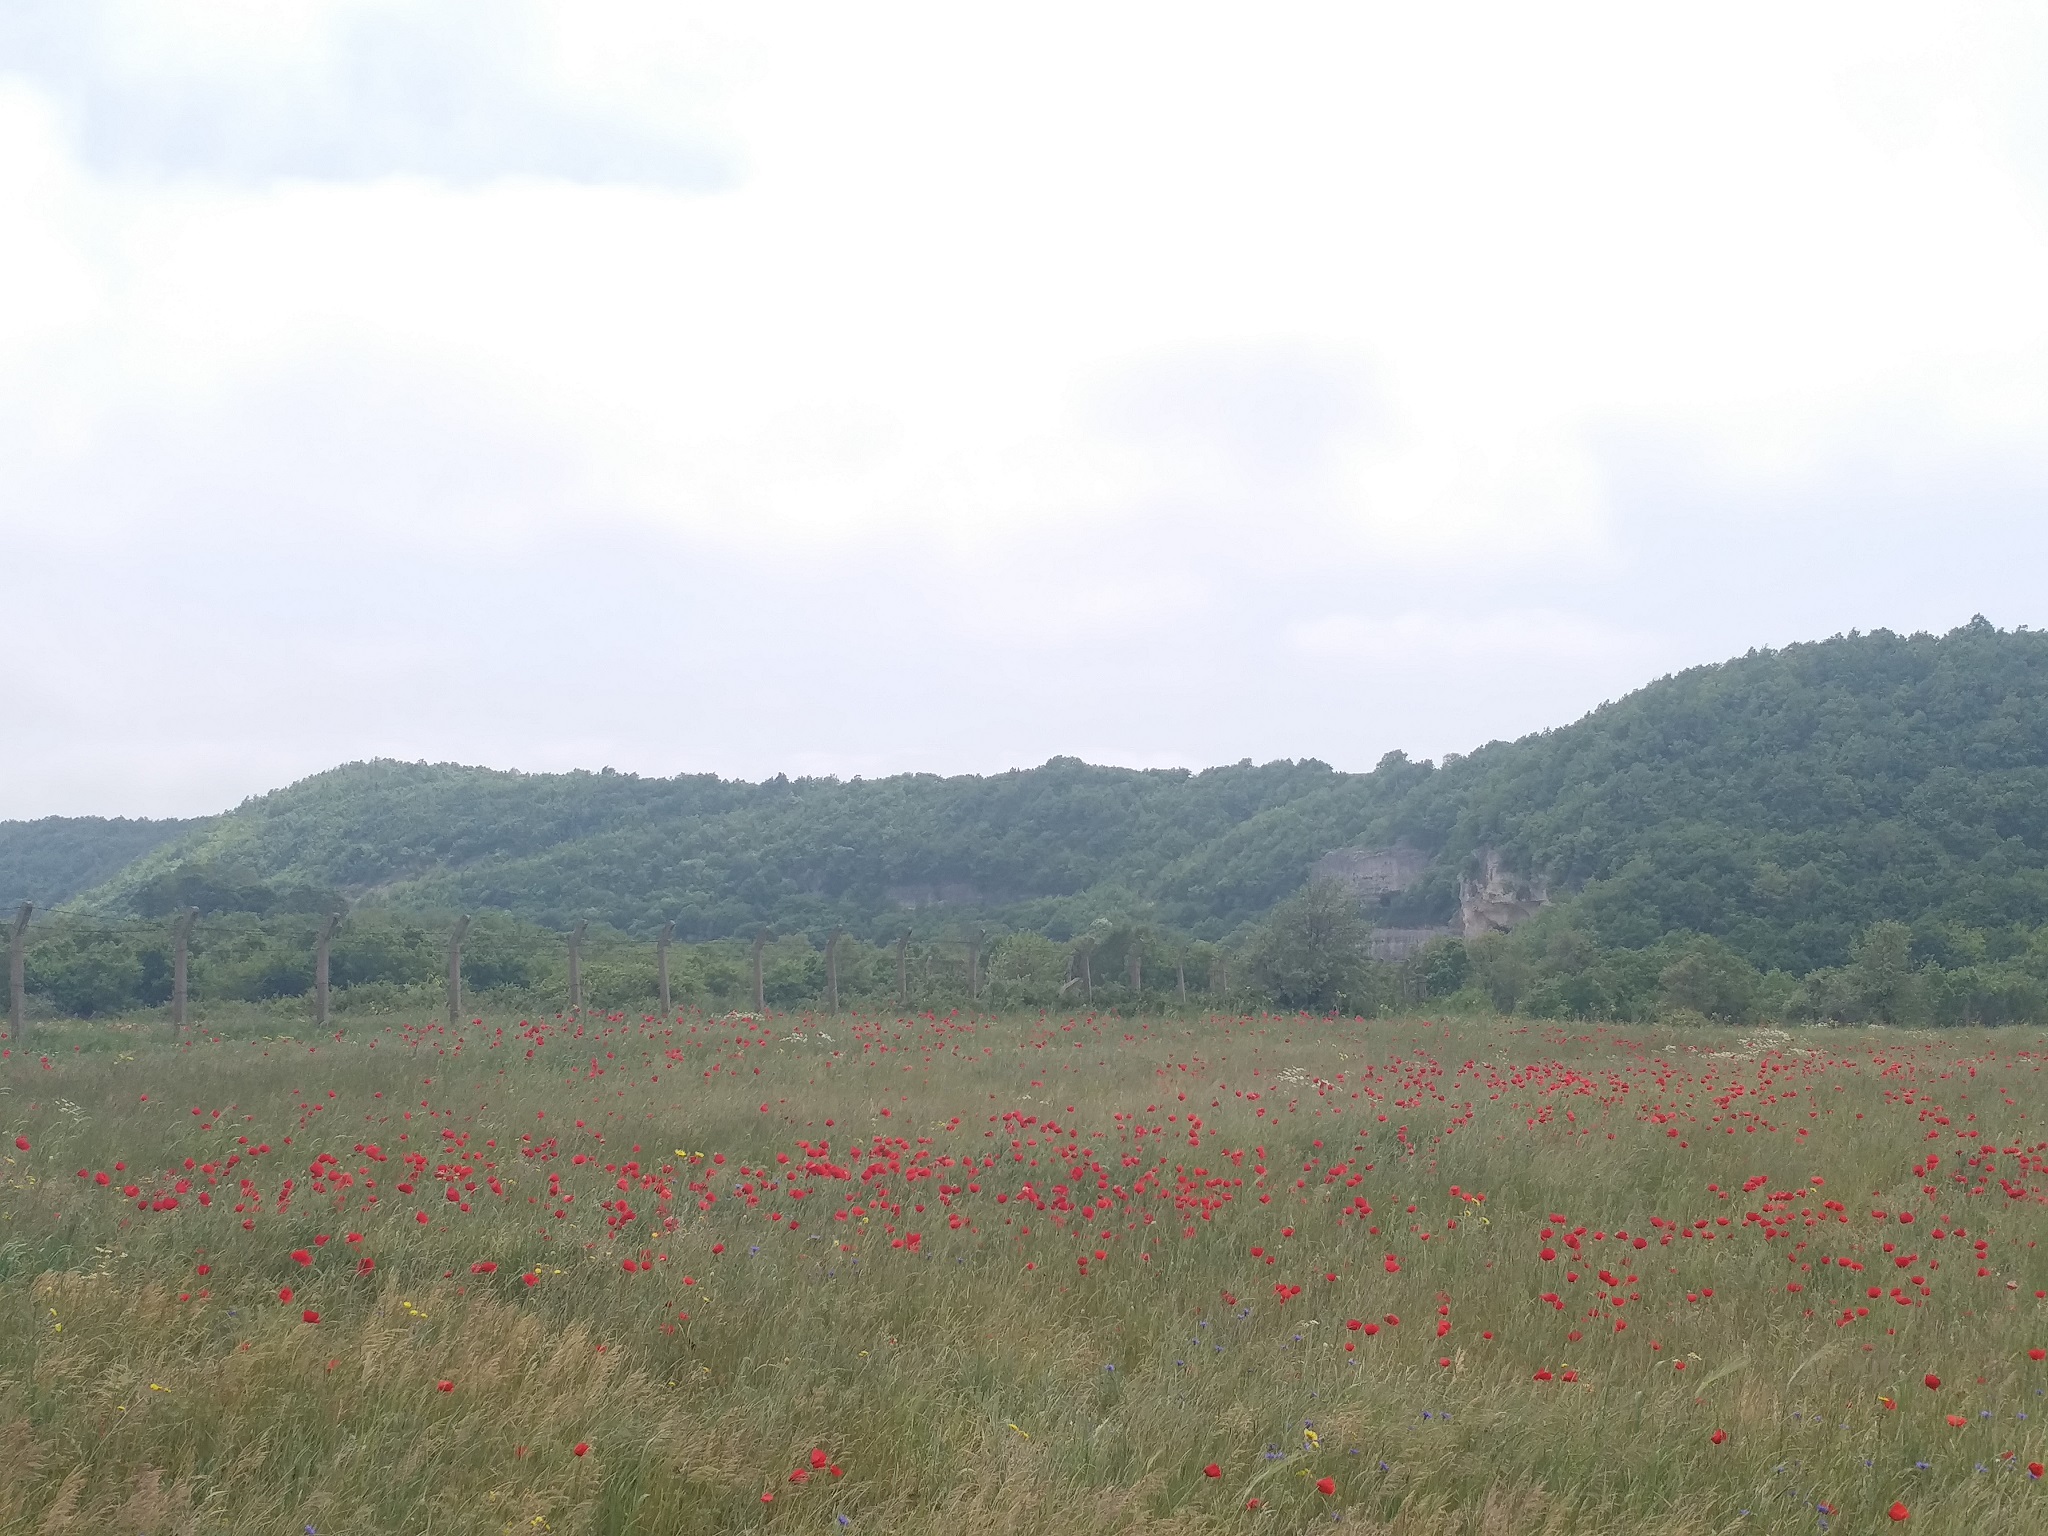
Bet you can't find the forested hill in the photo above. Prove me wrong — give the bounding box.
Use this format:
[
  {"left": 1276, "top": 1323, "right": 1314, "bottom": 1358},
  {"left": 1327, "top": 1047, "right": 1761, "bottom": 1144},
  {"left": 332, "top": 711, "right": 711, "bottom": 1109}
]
[
  {"left": 0, "top": 816, "right": 205, "bottom": 909},
  {"left": 36, "top": 618, "right": 2048, "bottom": 974}
]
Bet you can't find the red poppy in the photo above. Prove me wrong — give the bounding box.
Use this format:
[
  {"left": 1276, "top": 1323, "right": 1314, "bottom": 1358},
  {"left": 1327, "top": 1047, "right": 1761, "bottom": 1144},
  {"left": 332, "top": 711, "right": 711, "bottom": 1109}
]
[
  {"left": 291, "top": 1249, "right": 312, "bottom": 1266},
  {"left": 1888, "top": 1501, "right": 1909, "bottom": 1522},
  {"left": 573, "top": 1442, "right": 590, "bottom": 1457},
  {"left": 1710, "top": 1430, "right": 1726, "bottom": 1445},
  {"left": 1203, "top": 1463, "right": 1221, "bottom": 1478},
  {"left": 438, "top": 1380, "right": 454, "bottom": 1392},
  {"left": 277, "top": 1285, "right": 293, "bottom": 1304},
  {"left": 13, "top": 1137, "right": 27, "bottom": 1152},
  {"left": 2031, "top": 1349, "right": 2046, "bottom": 1362},
  {"left": 1316, "top": 1477, "right": 1335, "bottom": 1496},
  {"left": 810, "top": 1449, "right": 829, "bottom": 1469},
  {"left": 301, "top": 1309, "right": 320, "bottom": 1324},
  {"left": 2029, "top": 1462, "right": 2044, "bottom": 1479},
  {"left": 523, "top": 1272, "right": 540, "bottom": 1287},
  {"left": 1924, "top": 1373, "right": 1941, "bottom": 1390}
]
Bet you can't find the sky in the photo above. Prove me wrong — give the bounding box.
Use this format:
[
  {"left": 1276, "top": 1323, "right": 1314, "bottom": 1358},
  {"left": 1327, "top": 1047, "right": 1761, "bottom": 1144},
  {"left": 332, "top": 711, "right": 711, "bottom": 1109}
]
[{"left": 6, "top": 1, "right": 2048, "bottom": 819}]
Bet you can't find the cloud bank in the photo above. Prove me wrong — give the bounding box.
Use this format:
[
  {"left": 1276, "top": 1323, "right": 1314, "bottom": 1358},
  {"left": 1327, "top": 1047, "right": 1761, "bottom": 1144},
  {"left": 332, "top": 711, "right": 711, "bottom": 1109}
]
[{"left": 5, "top": 2, "right": 2048, "bottom": 815}]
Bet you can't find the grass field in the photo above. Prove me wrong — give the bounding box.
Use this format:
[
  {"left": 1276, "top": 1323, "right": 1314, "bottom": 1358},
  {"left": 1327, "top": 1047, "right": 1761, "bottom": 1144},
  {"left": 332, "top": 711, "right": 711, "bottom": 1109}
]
[{"left": 3, "top": 1008, "right": 2047, "bottom": 1535}]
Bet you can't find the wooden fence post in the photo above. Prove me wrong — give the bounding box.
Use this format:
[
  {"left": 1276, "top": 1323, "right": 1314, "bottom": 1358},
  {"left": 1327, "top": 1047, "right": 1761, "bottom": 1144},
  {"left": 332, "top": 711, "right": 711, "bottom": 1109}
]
[
  {"left": 658, "top": 922, "right": 675, "bottom": 1017},
  {"left": 1177, "top": 955, "right": 1187, "bottom": 1007},
  {"left": 314, "top": 912, "right": 342, "bottom": 1027},
  {"left": 568, "top": 921, "right": 587, "bottom": 1011},
  {"left": 826, "top": 929, "right": 842, "bottom": 1014},
  {"left": 171, "top": 907, "right": 198, "bottom": 1031},
  {"left": 752, "top": 930, "right": 766, "bottom": 1013},
  {"left": 447, "top": 915, "right": 471, "bottom": 1026},
  {"left": 8, "top": 902, "right": 28, "bottom": 1044}
]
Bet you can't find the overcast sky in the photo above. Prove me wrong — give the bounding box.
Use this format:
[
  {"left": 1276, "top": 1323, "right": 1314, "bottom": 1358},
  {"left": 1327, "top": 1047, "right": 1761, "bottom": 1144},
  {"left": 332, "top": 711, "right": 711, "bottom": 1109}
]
[{"left": 6, "top": 2, "right": 2048, "bottom": 819}]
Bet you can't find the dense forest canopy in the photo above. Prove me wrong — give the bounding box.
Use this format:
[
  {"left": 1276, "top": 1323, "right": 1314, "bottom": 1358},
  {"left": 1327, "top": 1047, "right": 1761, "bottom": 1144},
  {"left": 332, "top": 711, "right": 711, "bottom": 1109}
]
[
  {"left": 6, "top": 619, "right": 2048, "bottom": 1023},
  {"left": 0, "top": 816, "right": 203, "bottom": 909}
]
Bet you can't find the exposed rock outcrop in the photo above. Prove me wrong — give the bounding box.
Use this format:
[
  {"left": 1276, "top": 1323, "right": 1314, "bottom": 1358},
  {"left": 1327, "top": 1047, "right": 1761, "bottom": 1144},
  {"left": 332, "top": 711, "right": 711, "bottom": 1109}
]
[
  {"left": 1458, "top": 847, "right": 1547, "bottom": 937},
  {"left": 1310, "top": 844, "right": 1430, "bottom": 898}
]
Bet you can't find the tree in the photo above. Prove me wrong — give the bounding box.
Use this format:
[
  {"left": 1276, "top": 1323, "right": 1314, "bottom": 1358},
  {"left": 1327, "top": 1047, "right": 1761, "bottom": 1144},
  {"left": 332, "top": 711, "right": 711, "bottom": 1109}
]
[
  {"left": 1247, "top": 880, "right": 1373, "bottom": 1011},
  {"left": 1850, "top": 921, "right": 1921, "bottom": 1024},
  {"left": 1657, "top": 934, "right": 1759, "bottom": 1022}
]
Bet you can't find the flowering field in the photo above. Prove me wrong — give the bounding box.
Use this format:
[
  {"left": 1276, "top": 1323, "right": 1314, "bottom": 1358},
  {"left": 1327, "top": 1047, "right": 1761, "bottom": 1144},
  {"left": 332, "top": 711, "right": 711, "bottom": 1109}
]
[{"left": 3, "top": 1011, "right": 2047, "bottom": 1535}]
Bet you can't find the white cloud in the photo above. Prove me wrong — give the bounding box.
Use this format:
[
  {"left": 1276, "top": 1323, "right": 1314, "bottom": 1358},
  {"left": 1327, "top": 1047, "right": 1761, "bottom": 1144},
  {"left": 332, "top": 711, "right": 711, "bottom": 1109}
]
[{"left": 4, "top": 2, "right": 2048, "bottom": 815}]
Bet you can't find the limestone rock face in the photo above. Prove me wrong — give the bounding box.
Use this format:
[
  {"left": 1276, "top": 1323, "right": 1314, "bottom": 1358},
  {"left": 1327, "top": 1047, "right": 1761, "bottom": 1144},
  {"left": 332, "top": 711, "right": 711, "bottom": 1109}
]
[
  {"left": 1309, "top": 844, "right": 1429, "bottom": 898},
  {"left": 1459, "top": 847, "right": 1548, "bottom": 937}
]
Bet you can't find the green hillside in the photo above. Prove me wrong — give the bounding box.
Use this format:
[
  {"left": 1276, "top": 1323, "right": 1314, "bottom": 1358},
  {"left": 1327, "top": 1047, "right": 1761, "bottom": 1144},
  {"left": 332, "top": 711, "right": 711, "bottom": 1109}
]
[
  {"left": 13, "top": 618, "right": 2048, "bottom": 1023},
  {"left": 56, "top": 618, "right": 2048, "bottom": 968},
  {"left": 1162, "top": 615, "right": 2048, "bottom": 973},
  {"left": 0, "top": 815, "right": 205, "bottom": 909}
]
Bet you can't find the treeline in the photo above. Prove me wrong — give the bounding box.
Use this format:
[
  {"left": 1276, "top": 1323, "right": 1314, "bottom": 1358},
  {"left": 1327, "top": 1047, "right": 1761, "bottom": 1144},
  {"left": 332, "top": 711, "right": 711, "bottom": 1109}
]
[
  {"left": 5, "top": 907, "right": 1243, "bottom": 1021},
  {"left": 15, "top": 619, "right": 2042, "bottom": 977},
  {"left": 15, "top": 880, "right": 2048, "bottom": 1027},
  {"left": 1246, "top": 881, "right": 2048, "bottom": 1027}
]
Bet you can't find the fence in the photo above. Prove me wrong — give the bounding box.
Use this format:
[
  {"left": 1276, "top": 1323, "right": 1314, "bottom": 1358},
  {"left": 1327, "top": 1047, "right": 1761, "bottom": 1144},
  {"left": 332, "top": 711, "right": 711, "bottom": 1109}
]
[{"left": 2, "top": 902, "right": 1240, "bottom": 1038}]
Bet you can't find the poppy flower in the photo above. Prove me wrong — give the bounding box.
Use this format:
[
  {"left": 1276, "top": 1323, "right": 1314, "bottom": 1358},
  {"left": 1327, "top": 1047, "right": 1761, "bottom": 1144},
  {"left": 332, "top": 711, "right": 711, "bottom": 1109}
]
[
  {"left": 1316, "top": 1477, "right": 1335, "bottom": 1496},
  {"left": 301, "top": 1309, "right": 320, "bottom": 1324},
  {"left": 1945, "top": 1414, "right": 1967, "bottom": 1427},
  {"left": 292, "top": 1249, "right": 312, "bottom": 1266},
  {"left": 2029, "top": 1462, "right": 2044, "bottom": 1479},
  {"left": 1888, "top": 1501, "right": 1909, "bottom": 1522},
  {"left": 1245, "top": 1500, "right": 1260, "bottom": 1510},
  {"left": 523, "top": 1272, "right": 540, "bottom": 1286},
  {"left": 1923, "top": 1373, "right": 1941, "bottom": 1390},
  {"left": 573, "top": 1442, "right": 590, "bottom": 1457},
  {"left": 2031, "top": 1349, "right": 2046, "bottom": 1362},
  {"left": 13, "top": 1137, "right": 27, "bottom": 1152},
  {"left": 1710, "top": 1430, "right": 1726, "bottom": 1445},
  {"left": 1203, "top": 1463, "right": 1221, "bottom": 1478},
  {"left": 438, "top": 1380, "right": 454, "bottom": 1393},
  {"left": 278, "top": 1286, "right": 293, "bottom": 1304},
  {"left": 810, "top": 1449, "right": 829, "bottom": 1469}
]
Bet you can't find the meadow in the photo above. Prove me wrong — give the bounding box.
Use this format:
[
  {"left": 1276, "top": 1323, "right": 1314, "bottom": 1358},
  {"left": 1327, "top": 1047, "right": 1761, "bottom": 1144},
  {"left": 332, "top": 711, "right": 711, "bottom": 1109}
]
[{"left": 2, "top": 1008, "right": 2046, "bottom": 1536}]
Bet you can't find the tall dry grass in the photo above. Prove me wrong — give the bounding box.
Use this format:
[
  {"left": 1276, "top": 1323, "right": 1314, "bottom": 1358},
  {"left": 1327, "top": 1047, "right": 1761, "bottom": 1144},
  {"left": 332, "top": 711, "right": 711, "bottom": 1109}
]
[{"left": 1, "top": 1009, "right": 2045, "bottom": 1534}]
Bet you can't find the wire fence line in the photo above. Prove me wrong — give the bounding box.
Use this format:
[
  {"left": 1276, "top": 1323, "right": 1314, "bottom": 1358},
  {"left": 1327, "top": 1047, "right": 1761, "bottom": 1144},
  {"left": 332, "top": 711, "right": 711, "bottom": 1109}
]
[{"left": 4, "top": 897, "right": 1239, "bottom": 1034}]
